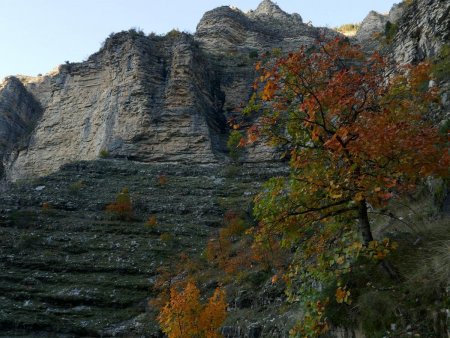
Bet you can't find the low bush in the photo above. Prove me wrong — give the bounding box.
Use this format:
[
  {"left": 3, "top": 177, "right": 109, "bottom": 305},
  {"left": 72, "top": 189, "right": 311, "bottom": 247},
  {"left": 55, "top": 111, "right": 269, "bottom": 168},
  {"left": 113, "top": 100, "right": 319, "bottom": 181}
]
[{"left": 106, "top": 187, "right": 133, "bottom": 221}]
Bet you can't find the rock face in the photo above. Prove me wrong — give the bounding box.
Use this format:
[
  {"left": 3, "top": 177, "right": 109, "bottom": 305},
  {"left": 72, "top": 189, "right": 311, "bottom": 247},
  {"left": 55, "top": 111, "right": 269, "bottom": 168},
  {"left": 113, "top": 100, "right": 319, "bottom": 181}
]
[
  {"left": 0, "top": 77, "right": 42, "bottom": 177},
  {"left": 355, "top": 0, "right": 449, "bottom": 64},
  {"left": 191, "top": 1, "right": 334, "bottom": 161},
  {"left": 0, "top": 0, "right": 449, "bottom": 336},
  {"left": 0, "top": 0, "right": 337, "bottom": 181},
  {"left": 390, "top": 0, "right": 450, "bottom": 64},
  {"left": 355, "top": 10, "right": 389, "bottom": 52},
  {"left": 3, "top": 32, "right": 227, "bottom": 181}
]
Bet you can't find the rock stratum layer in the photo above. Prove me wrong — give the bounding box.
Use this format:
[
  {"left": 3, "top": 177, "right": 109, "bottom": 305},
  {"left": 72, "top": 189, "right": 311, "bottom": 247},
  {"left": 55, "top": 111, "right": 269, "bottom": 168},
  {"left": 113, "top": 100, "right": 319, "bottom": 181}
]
[
  {"left": 0, "top": 160, "right": 287, "bottom": 336},
  {"left": 0, "top": 0, "right": 336, "bottom": 181},
  {"left": 2, "top": 32, "right": 226, "bottom": 181}
]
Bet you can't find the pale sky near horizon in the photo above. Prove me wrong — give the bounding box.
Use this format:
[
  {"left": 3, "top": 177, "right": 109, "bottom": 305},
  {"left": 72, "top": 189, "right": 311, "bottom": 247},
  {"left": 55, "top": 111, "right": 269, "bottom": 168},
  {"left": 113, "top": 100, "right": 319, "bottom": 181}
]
[{"left": 0, "top": 0, "right": 399, "bottom": 80}]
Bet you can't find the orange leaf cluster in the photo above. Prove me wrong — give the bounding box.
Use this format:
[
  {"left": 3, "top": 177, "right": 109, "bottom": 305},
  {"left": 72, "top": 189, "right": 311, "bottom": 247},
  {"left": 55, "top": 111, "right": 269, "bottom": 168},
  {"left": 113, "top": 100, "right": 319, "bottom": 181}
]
[
  {"left": 248, "top": 37, "right": 448, "bottom": 220},
  {"left": 158, "top": 281, "right": 227, "bottom": 338},
  {"left": 105, "top": 187, "right": 133, "bottom": 221}
]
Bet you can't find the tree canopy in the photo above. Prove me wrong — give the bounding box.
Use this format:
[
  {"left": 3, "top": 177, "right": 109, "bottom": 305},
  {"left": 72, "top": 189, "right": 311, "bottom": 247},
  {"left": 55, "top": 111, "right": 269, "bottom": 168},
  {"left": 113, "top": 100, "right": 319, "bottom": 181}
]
[{"left": 240, "top": 37, "right": 448, "bottom": 335}]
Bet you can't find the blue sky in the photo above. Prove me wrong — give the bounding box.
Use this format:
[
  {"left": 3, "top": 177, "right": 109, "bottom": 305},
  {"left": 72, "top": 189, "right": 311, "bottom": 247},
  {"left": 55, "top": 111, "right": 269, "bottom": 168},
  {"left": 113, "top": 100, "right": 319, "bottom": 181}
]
[{"left": 0, "top": 0, "right": 399, "bottom": 80}]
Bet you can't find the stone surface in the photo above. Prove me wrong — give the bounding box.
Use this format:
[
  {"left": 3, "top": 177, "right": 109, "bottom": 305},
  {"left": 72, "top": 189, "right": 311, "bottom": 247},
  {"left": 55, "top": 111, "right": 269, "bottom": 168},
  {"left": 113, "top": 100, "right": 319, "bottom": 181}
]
[
  {"left": 388, "top": 2, "right": 407, "bottom": 24},
  {"left": 3, "top": 32, "right": 227, "bottom": 181},
  {"left": 390, "top": 0, "right": 450, "bottom": 64},
  {"left": 355, "top": 10, "right": 389, "bottom": 52},
  {"left": 0, "top": 159, "right": 287, "bottom": 336},
  {"left": 0, "top": 1, "right": 449, "bottom": 336},
  {"left": 0, "top": 1, "right": 337, "bottom": 181},
  {"left": 0, "top": 77, "right": 42, "bottom": 177}
]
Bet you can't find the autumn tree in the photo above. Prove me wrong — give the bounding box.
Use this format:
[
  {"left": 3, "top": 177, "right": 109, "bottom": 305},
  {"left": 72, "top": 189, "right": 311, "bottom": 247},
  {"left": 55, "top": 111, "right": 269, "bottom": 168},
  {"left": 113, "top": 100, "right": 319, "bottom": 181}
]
[
  {"left": 158, "top": 281, "right": 227, "bottom": 338},
  {"left": 241, "top": 38, "right": 448, "bottom": 335},
  {"left": 106, "top": 187, "right": 133, "bottom": 221}
]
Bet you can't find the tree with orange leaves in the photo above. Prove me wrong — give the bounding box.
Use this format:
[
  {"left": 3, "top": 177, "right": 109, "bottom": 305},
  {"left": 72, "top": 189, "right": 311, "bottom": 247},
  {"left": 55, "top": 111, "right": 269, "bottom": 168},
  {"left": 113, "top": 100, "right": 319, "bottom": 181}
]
[
  {"left": 242, "top": 38, "right": 448, "bottom": 335},
  {"left": 106, "top": 187, "right": 133, "bottom": 221},
  {"left": 158, "top": 281, "right": 227, "bottom": 338}
]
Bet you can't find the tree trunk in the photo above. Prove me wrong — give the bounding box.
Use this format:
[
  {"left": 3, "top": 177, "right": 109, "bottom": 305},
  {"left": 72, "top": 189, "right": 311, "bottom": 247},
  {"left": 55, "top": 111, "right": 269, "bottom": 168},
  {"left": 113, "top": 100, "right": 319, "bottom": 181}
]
[
  {"left": 358, "top": 199, "right": 373, "bottom": 245},
  {"left": 358, "top": 199, "right": 399, "bottom": 280}
]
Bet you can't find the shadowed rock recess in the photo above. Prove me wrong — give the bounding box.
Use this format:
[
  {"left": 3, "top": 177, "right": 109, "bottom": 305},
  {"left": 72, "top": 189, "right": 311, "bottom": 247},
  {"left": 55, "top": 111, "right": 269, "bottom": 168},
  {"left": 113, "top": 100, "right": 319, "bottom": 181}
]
[{"left": 0, "top": 0, "right": 449, "bottom": 336}]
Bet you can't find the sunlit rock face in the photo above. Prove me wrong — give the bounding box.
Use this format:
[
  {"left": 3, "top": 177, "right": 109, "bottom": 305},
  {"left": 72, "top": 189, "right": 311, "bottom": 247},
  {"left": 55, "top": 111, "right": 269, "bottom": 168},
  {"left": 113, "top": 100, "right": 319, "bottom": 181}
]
[
  {"left": 354, "top": 0, "right": 449, "bottom": 64},
  {"left": 355, "top": 10, "right": 389, "bottom": 52},
  {"left": 0, "top": 0, "right": 337, "bottom": 180},
  {"left": 194, "top": 0, "right": 336, "bottom": 162},
  {"left": 3, "top": 32, "right": 226, "bottom": 181},
  {"left": 390, "top": 0, "right": 450, "bottom": 64}
]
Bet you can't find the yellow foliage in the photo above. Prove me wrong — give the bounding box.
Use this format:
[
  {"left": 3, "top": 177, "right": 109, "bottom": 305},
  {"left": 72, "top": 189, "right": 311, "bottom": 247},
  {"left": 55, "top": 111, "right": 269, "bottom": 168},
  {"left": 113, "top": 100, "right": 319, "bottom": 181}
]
[
  {"left": 158, "top": 281, "right": 227, "bottom": 338},
  {"left": 146, "top": 215, "right": 158, "bottom": 228}
]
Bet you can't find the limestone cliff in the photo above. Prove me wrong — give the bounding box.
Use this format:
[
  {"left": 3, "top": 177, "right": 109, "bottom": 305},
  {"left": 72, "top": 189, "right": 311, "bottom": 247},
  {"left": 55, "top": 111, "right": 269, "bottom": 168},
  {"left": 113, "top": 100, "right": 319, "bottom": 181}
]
[
  {"left": 390, "top": 0, "right": 450, "bottom": 64},
  {"left": 355, "top": 10, "right": 389, "bottom": 51},
  {"left": 195, "top": 1, "right": 334, "bottom": 113},
  {"left": 355, "top": 0, "right": 449, "bottom": 64},
  {"left": 0, "top": 1, "right": 449, "bottom": 337},
  {"left": 3, "top": 31, "right": 227, "bottom": 181},
  {"left": 0, "top": 0, "right": 337, "bottom": 181}
]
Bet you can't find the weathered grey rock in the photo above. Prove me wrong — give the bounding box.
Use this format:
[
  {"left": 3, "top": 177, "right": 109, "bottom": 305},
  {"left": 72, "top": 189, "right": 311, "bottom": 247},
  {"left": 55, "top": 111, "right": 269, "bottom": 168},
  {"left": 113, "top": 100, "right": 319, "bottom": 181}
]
[
  {"left": 247, "top": 0, "right": 302, "bottom": 23},
  {"left": 2, "top": 32, "right": 228, "bottom": 181},
  {"left": 388, "top": 2, "right": 407, "bottom": 24},
  {"left": 355, "top": 10, "right": 389, "bottom": 51},
  {"left": 196, "top": 1, "right": 330, "bottom": 56},
  {"left": 0, "top": 1, "right": 338, "bottom": 180},
  {"left": 390, "top": 0, "right": 450, "bottom": 64},
  {"left": 194, "top": 1, "right": 336, "bottom": 161},
  {"left": 0, "top": 159, "right": 287, "bottom": 336},
  {"left": 0, "top": 77, "right": 42, "bottom": 177},
  {"left": 0, "top": 0, "right": 449, "bottom": 337}
]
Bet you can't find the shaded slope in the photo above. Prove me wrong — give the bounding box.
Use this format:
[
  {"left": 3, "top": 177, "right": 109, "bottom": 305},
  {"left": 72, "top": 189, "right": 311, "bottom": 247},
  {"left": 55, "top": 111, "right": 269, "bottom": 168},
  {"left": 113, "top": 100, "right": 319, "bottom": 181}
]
[{"left": 0, "top": 160, "right": 285, "bottom": 336}]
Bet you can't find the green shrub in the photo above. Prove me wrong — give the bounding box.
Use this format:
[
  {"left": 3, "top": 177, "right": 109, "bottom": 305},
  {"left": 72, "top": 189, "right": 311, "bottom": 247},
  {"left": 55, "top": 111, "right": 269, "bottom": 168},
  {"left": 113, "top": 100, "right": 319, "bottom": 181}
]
[
  {"left": 357, "top": 291, "right": 396, "bottom": 335},
  {"left": 99, "top": 149, "right": 110, "bottom": 158},
  {"left": 166, "top": 29, "right": 181, "bottom": 39},
  {"left": 384, "top": 21, "right": 398, "bottom": 44},
  {"left": 69, "top": 180, "right": 85, "bottom": 193},
  {"left": 160, "top": 232, "right": 174, "bottom": 243},
  {"left": 227, "top": 130, "right": 244, "bottom": 162},
  {"left": 248, "top": 50, "right": 259, "bottom": 59},
  {"left": 128, "top": 27, "right": 145, "bottom": 39},
  {"left": 432, "top": 44, "right": 450, "bottom": 82}
]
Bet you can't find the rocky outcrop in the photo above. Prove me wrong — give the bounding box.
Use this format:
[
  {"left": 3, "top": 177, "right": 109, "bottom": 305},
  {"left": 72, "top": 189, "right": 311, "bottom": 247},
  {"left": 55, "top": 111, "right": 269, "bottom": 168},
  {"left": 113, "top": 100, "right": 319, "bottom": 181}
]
[
  {"left": 388, "top": 2, "right": 407, "bottom": 24},
  {"left": 3, "top": 31, "right": 227, "bottom": 181},
  {"left": 0, "top": 159, "right": 286, "bottom": 336},
  {"left": 355, "top": 0, "right": 449, "bottom": 64},
  {"left": 390, "top": 0, "right": 450, "bottom": 64},
  {"left": 0, "top": 77, "right": 42, "bottom": 177},
  {"left": 194, "top": 1, "right": 336, "bottom": 161},
  {"left": 195, "top": 0, "right": 318, "bottom": 55},
  {"left": 355, "top": 10, "right": 389, "bottom": 51},
  {"left": 0, "top": 0, "right": 449, "bottom": 336},
  {"left": 0, "top": 0, "right": 339, "bottom": 181}
]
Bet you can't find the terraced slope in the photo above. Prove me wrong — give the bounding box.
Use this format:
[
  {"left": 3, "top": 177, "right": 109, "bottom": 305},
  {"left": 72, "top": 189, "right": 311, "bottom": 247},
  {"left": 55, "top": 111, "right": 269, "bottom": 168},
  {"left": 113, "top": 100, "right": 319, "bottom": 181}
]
[{"left": 0, "top": 159, "right": 286, "bottom": 336}]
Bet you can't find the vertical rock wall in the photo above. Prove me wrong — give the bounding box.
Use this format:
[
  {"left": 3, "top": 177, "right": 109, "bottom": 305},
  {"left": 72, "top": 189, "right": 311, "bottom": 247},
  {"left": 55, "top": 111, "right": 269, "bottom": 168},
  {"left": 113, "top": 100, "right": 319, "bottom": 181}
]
[{"left": 3, "top": 32, "right": 226, "bottom": 181}]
